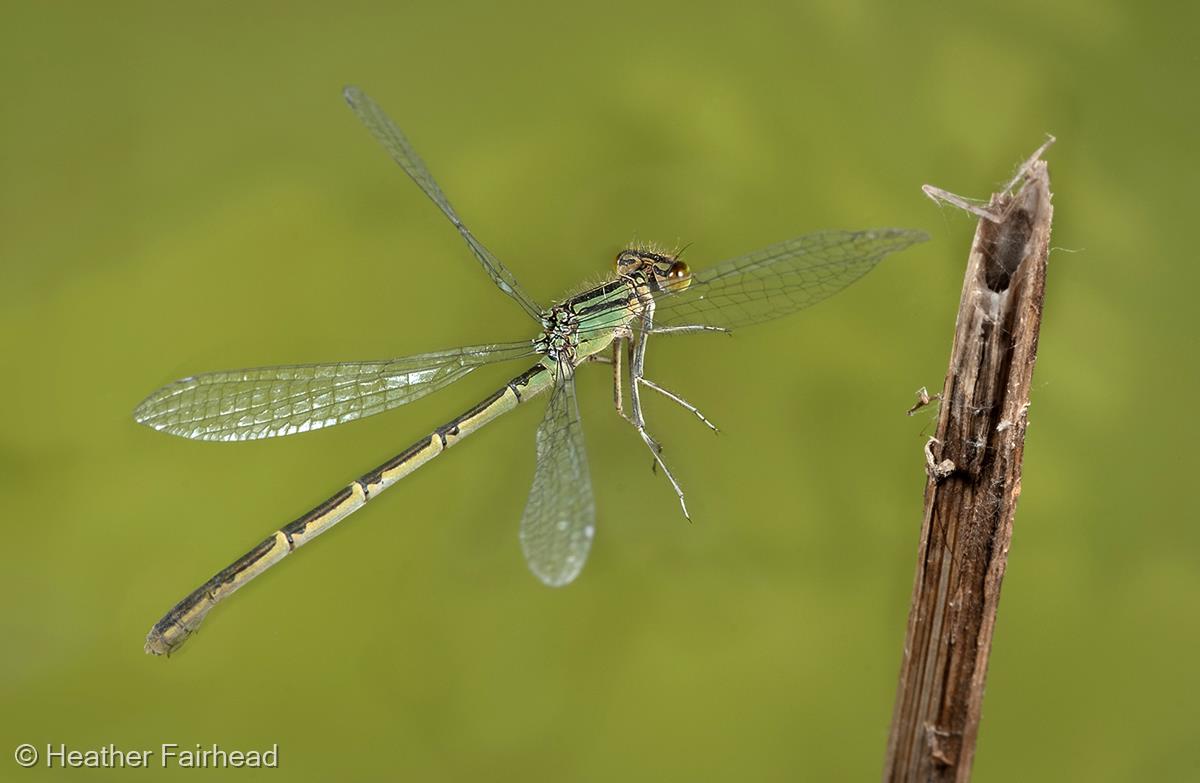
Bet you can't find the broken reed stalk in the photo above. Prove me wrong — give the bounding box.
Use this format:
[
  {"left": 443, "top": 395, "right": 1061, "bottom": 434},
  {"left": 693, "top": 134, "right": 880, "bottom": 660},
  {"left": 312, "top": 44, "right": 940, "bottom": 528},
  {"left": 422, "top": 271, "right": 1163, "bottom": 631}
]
[{"left": 883, "top": 140, "right": 1054, "bottom": 783}]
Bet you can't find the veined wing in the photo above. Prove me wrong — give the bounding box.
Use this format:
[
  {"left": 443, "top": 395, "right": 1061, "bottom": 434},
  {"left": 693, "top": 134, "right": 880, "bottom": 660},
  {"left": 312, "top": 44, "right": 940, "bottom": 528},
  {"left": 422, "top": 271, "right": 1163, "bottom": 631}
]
[
  {"left": 343, "top": 86, "right": 544, "bottom": 321},
  {"left": 577, "top": 228, "right": 928, "bottom": 334},
  {"left": 519, "top": 362, "right": 595, "bottom": 587},
  {"left": 650, "top": 228, "right": 928, "bottom": 329},
  {"left": 134, "top": 341, "right": 539, "bottom": 442}
]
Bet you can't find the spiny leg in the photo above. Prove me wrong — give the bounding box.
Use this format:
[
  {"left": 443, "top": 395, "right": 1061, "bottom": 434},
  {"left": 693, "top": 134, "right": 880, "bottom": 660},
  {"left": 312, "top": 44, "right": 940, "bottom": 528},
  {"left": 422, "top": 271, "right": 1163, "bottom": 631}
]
[
  {"left": 610, "top": 337, "right": 627, "bottom": 422},
  {"left": 614, "top": 333, "right": 662, "bottom": 451},
  {"left": 610, "top": 336, "right": 664, "bottom": 456},
  {"left": 637, "top": 322, "right": 724, "bottom": 438},
  {"left": 647, "top": 325, "right": 732, "bottom": 336},
  {"left": 636, "top": 377, "right": 718, "bottom": 433},
  {"left": 595, "top": 340, "right": 673, "bottom": 453},
  {"left": 593, "top": 344, "right": 676, "bottom": 458},
  {"left": 628, "top": 306, "right": 689, "bottom": 520}
]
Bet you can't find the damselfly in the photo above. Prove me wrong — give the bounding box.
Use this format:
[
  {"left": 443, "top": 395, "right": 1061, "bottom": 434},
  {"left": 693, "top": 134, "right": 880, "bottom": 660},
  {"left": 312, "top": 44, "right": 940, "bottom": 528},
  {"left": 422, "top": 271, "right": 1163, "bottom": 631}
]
[{"left": 136, "top": 86, "right": 927, "bottom": 655}]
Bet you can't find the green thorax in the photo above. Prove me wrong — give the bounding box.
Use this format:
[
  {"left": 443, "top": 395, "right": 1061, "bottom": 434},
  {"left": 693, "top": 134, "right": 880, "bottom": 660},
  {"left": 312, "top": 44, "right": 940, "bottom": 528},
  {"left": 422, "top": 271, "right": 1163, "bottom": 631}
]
[{"left": 535, "top": 276, "right": 647, "bottom": 369}]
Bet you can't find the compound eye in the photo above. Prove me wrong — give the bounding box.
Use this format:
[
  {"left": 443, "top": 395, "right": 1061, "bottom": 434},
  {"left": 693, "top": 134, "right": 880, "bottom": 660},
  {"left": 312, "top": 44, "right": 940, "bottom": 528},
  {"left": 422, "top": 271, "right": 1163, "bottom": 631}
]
[{"left": 665, "top": 260, "right": 691, "bottom": 291}]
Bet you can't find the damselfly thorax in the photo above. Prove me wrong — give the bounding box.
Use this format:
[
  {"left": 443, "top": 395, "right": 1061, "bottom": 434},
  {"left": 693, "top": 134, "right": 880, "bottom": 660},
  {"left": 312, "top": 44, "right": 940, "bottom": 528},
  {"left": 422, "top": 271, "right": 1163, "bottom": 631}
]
[{"left": 535, "top": 249, "right": 690, "bottom": 367}]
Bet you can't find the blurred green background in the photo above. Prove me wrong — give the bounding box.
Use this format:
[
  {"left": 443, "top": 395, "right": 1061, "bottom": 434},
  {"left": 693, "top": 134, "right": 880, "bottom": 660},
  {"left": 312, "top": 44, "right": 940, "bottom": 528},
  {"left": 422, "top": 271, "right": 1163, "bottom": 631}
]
[{"left": 2, "top": 1, "right": 1196, "bottom": 780}]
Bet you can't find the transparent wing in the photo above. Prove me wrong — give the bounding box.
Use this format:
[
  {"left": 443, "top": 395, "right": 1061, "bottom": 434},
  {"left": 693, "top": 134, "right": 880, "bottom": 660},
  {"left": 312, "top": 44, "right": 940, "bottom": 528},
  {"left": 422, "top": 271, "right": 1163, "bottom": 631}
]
[
  {"left": 518, "top": 363, "right": 596, "bottom": 587},
  {"left": 134, "top": 341, "right": 539, "bottom": 442},
  {"left": 651, "top": 228, "right": 928, "bottom": 329},
  {"left": 578, "top": 228, "right": 928, "bottom": 334},
  {"left": 343, "top": 86, "right": 544, "bottom": 321}
]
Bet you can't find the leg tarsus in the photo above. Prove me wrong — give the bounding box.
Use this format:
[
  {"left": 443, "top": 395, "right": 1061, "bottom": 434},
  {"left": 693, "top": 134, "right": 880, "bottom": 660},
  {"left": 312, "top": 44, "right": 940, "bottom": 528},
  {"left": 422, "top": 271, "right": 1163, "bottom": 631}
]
[
  {"left": 636, "top": 377, "right": 719, "bottom": 433},
  {"left": 639, "top": 428, "right": 689, "bottom": 520}
]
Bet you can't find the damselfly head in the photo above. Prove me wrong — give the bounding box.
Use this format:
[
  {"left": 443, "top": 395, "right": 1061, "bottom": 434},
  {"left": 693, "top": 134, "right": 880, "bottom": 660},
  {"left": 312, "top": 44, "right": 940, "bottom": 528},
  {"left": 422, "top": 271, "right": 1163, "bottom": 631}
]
[{"left": 614, "top": 247, "right": 692, "bottom": 293}]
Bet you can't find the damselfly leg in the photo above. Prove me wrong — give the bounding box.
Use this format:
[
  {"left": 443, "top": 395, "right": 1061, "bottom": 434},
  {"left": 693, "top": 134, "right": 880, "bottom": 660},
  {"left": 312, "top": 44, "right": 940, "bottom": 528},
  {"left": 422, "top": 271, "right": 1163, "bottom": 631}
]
[{"left": 636, "top": 377, "right": 718, "bottom": 433}]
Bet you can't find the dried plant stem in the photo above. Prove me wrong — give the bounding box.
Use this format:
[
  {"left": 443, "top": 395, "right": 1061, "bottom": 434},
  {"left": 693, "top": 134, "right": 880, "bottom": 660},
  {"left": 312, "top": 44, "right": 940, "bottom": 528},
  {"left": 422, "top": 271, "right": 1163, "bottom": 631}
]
[{"left": 883, "top": 141, "right": 1054, "bottom": 782}]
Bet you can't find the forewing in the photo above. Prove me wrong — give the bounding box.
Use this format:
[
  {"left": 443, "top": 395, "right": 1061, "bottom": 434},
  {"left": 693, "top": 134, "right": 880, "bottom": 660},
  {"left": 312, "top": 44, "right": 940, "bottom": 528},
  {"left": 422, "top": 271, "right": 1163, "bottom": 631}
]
[
  {"left": 134, "top": 341, "right": 537, "bottom": 442},
  {"left": 518, "top": 364, "right": 596, "bottom": 587},
  {"left": 343, "top": 86, "right": 544, "bottom": 321},
  {"left": 652, "top": 229, "right": 927, "bottom": 329},
  {"left": 575, "top": 229, "right": 927, "bottom": 336}
]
